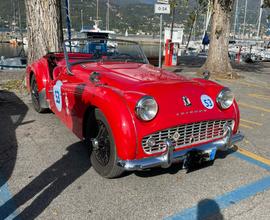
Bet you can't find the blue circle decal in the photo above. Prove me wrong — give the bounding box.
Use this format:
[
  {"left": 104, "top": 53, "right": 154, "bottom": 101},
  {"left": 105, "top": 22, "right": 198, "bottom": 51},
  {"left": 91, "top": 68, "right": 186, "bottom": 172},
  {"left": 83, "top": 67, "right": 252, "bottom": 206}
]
[{"left": 201, "top": 94, "right": 214, "bottom": 109}]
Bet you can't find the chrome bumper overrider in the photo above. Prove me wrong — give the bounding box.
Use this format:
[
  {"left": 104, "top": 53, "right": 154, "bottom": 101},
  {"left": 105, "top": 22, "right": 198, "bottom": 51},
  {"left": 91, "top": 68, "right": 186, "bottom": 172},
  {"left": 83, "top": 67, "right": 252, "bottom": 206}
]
[{"left": 118, "top": 128, "right": 244, "bottom": 171}]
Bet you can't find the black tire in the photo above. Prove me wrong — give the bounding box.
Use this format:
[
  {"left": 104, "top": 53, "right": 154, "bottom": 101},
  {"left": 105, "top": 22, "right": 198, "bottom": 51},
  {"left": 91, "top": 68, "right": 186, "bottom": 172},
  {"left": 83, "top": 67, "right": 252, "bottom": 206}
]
[
  {"left": 30, "top": 75, "right": 47, "bottom": 113},
  {"left": 86, "top": 109, "right": 124, "bottom": 178}
]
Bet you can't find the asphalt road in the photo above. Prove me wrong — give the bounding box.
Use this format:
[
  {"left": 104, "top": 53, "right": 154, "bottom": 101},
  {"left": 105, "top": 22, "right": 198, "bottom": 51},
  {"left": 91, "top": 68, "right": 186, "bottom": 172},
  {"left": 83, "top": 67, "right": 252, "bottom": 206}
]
[{"left": 0, "top": 63, "right": 270, "bottom": 220}]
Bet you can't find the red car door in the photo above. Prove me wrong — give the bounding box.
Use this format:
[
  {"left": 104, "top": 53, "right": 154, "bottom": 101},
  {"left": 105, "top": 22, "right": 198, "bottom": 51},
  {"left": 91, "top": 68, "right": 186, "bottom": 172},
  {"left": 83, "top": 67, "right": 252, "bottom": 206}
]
[{"left": 48, "top": 69, "right": 68, "bottom": 123}]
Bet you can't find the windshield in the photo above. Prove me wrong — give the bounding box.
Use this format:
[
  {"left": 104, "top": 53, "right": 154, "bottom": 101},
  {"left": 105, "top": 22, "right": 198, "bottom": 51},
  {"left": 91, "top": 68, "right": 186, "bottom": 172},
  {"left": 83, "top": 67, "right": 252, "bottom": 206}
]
[{"left": 63, "top": 38, "right": 149, "bottom": 68}]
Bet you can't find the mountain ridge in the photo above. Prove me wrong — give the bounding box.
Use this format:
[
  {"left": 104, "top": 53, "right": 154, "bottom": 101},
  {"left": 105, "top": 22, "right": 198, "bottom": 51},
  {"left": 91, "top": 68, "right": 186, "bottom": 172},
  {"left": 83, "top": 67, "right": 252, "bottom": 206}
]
[{"left": 0, "top": 0, "right": 269, "bottom": 36}]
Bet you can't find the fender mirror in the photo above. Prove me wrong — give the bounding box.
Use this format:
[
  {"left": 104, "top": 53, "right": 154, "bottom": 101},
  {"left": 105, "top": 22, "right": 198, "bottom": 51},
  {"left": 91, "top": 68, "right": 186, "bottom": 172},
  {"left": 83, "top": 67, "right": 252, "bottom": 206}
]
[
  {"left": 203, "top": 70, "right": 210, "bottom": 80},
  {"left": 90, "top": 71, "right": 101, "bottom": 83}
]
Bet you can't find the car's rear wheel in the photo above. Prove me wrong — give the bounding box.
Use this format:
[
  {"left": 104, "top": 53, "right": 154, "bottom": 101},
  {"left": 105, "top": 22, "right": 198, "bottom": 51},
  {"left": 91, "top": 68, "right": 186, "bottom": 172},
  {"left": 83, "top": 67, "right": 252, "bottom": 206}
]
[
  {"left": 30, "top": 75, "right": 47, "bottom": 113},
  {"left": 86, "top": 109, "right": 124, "bottom": 178}
]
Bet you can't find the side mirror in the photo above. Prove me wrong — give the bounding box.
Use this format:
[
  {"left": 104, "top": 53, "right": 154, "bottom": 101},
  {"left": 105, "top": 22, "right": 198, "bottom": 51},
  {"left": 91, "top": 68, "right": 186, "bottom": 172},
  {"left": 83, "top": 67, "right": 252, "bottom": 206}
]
[
  {"left": 90, "top": 71, "right": 101, "bottom": 83},
  {"left": 203, "top": 70, "right": 210, "bottom": 80}
]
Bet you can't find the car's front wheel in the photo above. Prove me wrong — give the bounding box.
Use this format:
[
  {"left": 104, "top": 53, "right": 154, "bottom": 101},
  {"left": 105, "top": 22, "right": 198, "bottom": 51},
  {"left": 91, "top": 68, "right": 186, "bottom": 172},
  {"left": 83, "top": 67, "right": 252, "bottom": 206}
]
[{"left": 86, "top": 109, "right": 124, "bottom": 178}]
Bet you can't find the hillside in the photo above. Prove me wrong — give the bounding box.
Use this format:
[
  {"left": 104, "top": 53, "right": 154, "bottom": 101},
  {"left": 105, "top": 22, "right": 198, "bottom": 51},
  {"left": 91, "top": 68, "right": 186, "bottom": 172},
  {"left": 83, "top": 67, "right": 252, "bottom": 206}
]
[
  {"left": 0, "top": 0, "right": 269, "bottom": 36},
  {"left": 0, "top": 0, "right": 178, "bottom": 34}
]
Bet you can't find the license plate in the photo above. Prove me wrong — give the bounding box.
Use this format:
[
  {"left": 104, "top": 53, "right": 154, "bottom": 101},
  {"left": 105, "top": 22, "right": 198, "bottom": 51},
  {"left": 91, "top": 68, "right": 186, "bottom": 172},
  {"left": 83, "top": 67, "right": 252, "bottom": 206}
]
[{"left": 203, "top": 148, "right": 217, "bottom": 161}]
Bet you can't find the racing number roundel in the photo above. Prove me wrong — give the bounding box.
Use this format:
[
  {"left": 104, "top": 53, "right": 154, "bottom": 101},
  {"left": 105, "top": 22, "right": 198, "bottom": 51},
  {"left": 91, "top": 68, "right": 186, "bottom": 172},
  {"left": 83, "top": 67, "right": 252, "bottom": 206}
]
[
  {"left": 201, "top": 94, "right": 214, "bottom": 109},
  {"left": 53, "top": 80, "right": 63, "bottom": 112}
]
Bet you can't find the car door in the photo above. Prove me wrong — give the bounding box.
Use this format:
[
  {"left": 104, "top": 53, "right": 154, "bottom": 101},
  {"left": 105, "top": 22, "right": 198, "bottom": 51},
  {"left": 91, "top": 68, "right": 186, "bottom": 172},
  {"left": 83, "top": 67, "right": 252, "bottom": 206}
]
[{"left": 48, "top": 68, "right": 68, "bottom": 123}]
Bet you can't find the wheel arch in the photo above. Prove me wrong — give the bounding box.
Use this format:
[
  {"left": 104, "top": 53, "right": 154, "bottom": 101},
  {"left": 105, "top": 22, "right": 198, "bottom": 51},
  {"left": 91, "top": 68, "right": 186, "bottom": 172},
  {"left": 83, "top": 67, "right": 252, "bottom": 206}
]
[
  {"left": 29, "top": 71, "right": 34, "bottom": 84},
  {"left": 27, "top": 65, "right": 49, "bottom": 110},
  {"left": 81, "top": 88, "right": 138, "bottom": 161},
  {"left": 83, "top": 105, "right": 98, "bottom": 140}
]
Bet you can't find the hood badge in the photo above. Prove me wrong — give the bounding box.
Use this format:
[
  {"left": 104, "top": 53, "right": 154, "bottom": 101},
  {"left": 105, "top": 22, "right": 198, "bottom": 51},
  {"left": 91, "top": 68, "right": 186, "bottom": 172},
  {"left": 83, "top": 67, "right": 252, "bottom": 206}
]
[{"left": 182, "top": 96, "right": 192, "bottom": 107}]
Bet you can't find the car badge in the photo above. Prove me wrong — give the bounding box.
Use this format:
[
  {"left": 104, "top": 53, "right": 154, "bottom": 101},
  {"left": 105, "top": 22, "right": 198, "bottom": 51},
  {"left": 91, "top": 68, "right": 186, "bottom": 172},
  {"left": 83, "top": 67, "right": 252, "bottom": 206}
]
[
  {"left": 172, "top": 132, "right": 180, "bottom": 142},
  {"left": 182, "top": 96, "right": 192, "bottom": 107}
]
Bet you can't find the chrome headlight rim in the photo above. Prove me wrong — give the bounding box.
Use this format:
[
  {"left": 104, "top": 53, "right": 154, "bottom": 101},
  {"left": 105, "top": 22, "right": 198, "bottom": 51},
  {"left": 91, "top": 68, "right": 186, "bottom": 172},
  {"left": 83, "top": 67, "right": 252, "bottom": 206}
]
[
  {"left": 135, "top": 96, "right": 158, "bottom": 121},
  {"left": 216, "top": 88, "right": 234, "bottom": 110}
]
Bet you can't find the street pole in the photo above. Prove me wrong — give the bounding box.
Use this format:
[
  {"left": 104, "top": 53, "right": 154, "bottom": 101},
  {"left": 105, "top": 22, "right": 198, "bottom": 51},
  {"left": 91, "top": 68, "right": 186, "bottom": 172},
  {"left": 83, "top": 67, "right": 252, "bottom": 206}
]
[{"left": 159, "top": 14, "right": 163, "bottom": 68}]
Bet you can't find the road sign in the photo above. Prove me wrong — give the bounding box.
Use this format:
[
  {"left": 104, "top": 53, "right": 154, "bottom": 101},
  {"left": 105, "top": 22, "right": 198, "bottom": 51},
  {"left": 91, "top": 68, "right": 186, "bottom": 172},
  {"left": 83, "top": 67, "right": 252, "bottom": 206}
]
[
  {"left": 157, "top": 0, "right": 169, "bottom": 3},
  {"left": 155, "top": 4, "right": 170, "bottom": 14}
]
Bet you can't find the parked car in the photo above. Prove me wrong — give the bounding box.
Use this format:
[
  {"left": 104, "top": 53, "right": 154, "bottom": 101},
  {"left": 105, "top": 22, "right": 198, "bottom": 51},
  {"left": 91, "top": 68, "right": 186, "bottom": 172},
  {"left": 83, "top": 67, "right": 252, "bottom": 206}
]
[{"left": 26, "top": 38, "right": 244, "bottom": 178}]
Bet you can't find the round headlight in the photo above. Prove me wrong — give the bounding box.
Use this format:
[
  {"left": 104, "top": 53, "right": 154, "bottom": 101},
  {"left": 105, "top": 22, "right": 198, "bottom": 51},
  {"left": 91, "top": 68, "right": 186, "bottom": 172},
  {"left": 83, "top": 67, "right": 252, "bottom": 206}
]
[
  {"left": 217, "top": 88, "right": 234, "bottom": 109},
  {"left": 135, "top": 96, "right": 158, "bottom": 121}
]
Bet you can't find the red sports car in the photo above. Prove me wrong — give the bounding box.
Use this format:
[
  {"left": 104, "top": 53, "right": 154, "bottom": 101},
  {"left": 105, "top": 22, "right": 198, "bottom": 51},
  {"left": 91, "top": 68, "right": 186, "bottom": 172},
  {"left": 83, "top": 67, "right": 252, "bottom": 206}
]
[{"left": 26, "top": 38, "right": 244, "bottom": 178}]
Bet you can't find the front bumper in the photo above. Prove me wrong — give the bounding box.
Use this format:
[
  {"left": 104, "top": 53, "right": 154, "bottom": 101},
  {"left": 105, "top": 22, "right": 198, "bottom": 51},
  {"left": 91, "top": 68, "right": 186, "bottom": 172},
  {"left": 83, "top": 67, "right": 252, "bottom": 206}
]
[{"left": 118, "top": 129, "right": 244, "bottom": 171}]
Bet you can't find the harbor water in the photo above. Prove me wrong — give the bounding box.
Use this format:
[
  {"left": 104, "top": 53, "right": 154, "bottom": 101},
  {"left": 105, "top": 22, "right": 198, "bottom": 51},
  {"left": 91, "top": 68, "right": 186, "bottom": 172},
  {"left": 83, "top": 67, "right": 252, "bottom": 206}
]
[
  {"left": 0, "top": 43, "right": 159, "bottom": 59},
  {"left": 0, "top": 44, "right": 26, "bottom": 58}
]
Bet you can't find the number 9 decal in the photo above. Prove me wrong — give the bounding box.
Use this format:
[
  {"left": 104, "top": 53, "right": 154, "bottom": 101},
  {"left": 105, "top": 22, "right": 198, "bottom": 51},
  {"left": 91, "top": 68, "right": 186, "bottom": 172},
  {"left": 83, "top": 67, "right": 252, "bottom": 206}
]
[{"left": 201, "top": 94, "right": 214, "bottom": 109}]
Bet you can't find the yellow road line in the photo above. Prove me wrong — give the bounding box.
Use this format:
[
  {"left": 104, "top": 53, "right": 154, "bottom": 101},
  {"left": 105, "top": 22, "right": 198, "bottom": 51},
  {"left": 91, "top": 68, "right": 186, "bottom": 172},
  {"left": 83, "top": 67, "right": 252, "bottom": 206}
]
[
  {"left": 240, "top": 119, "right": 262, "bottom": 126},
  {"left": 240, "top": 123, "right": 253, "bottom": 129},
  {"left": 249, "top": 93, "right": 270, "bottom": 101},
  {"left": 238, "top": 102, "right": 270, "bottom": 113},
  {"left": 237, "top": 147, "right": 270, "bottom": 167}
]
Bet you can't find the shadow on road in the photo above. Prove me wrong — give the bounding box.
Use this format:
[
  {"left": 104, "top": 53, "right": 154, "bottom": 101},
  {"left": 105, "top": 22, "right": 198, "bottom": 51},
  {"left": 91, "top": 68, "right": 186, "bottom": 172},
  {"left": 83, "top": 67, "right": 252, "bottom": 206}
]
[
  {"left": 197, "top": 199, "right": 223, "bottom": 220},
  {"left": 0, "top": 81, "right": 91, "bottom": 219},
  {"left": 0, "top": 141, "right": 91, "bottom": 220},
  {"left": 0, "top": 90, "right": 28, "bottom": 187}
]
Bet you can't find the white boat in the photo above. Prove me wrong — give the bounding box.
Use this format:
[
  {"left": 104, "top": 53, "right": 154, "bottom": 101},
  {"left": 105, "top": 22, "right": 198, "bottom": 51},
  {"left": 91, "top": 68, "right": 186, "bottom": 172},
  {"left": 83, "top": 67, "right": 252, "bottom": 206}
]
[{"left": 0, "top": 56, "right": 27, "bottom": 69}]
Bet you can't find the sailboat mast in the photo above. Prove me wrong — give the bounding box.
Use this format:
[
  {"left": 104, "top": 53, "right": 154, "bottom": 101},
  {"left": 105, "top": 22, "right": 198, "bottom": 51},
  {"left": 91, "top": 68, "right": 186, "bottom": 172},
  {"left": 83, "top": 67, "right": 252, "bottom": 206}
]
[
  {"left": 81, "top": 0, "right": 84, "bottom": 30},
  {"left": 233, "top": 0, "right": 239, "bottom": 39},
  {"left": 106, "top": 0, "right": 110, "bottom": 30},
  {"left": 257, "top": 0, "right": 264, "bottom": 38},
  {"left": 242, "top": 0, "right": 248, "bottom": 39},
  {"left": 97, "top": 0, "right": 99, "bottom": 20},
  {"left": 18, "top": 0, "right": 23, "bottom": 41}
]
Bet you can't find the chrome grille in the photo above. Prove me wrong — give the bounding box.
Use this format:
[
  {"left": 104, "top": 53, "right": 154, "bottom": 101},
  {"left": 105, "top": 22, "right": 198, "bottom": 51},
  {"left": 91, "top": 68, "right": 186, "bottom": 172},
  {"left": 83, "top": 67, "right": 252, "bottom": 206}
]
[{"left": 142, "top": 120, "right": 234, "bottom": 154}]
